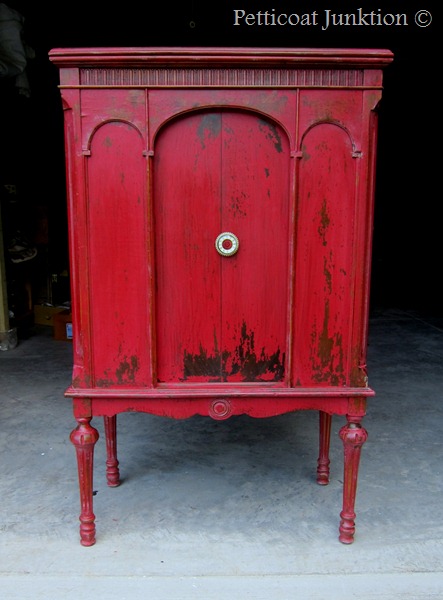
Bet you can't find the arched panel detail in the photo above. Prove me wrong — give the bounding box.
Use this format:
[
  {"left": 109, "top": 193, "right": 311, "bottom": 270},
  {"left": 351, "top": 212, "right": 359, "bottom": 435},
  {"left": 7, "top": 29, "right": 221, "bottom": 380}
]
[
  {"left": 85, "top": 119, "right": 145, "bottom": 155},
  {"left": 151, "top": 105, "right": 294, "bottom": 154},
  {"left": 299, "top": 120, "right": 359, "bottom": 156}
]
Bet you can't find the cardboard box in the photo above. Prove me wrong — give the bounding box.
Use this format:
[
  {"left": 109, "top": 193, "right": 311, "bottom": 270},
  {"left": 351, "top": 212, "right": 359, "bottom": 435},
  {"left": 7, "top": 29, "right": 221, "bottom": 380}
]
[
  {"left": 34, "top": 305, "right": 66, "bottom": 326},
  {"left": 53, "top": 310, "right": 73, "bottom": 341}
]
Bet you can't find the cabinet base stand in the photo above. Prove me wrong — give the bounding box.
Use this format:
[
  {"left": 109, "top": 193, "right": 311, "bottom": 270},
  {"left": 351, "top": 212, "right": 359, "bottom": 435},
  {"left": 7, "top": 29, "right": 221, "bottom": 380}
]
[{"left": 71, "top": 408, "right": 367, "bottom": 546}]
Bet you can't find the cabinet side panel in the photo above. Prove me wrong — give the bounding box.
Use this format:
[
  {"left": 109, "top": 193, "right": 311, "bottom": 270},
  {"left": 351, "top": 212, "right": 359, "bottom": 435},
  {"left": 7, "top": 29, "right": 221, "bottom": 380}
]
[
  {"left": 293, "top": 123, "right": 355, "bottom": 386},
  {"left": 87, "top": 122, "right": 150, "bottom": 386},
  {"left": 59, "top": 89, "right": 92, "bottom": 385}
]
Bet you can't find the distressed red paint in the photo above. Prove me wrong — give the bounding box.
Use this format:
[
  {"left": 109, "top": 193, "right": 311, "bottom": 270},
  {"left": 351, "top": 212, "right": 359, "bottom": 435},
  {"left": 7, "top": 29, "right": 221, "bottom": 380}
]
[
  {"left": 49, "top": 46, "right": 393, "bottom": 546},
  {"left": 182, "top": 320, "right": 285, "bottom": 382}
]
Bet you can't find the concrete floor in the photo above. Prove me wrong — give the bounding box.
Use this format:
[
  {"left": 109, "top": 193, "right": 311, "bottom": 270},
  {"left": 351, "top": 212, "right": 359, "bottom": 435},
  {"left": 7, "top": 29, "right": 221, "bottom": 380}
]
[{"left": 0, "top": 307, "right": 442, "bottom": 599}]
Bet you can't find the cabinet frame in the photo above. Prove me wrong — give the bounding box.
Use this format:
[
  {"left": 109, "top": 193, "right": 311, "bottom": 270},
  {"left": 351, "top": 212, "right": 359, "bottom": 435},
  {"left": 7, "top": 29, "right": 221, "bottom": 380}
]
[{"left": 50, "top": 46, "right": 393, "bottom": 546}]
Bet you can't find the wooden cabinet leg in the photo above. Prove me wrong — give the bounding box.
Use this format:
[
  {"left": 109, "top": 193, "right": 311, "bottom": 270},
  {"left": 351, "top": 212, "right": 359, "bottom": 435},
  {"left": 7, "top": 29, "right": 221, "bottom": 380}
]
[
  {"left": 104, "top": 415, "right": 120, "bottom": 487},
  {"left": 317, "top": 411, "right": 332, "bottom": 485},
  {"left": 338, "top": 417, "right": 368, "bottom": 544},
  {"left": 70, "top": 417, "right": 99, "bottom": 546}
]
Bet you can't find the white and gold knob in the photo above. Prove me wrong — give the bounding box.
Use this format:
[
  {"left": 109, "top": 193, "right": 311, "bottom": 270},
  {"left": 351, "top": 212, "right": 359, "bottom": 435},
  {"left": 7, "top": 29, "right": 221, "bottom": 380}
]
[{"left": 215, "top": 232, "right": 239, "bottom": 257}]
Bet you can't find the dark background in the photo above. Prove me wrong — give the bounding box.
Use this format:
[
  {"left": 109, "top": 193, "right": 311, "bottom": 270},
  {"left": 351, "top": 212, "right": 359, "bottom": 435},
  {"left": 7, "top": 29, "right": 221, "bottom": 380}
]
[{"left": 1, "top": 1, "right": 438, "bottom": 321}]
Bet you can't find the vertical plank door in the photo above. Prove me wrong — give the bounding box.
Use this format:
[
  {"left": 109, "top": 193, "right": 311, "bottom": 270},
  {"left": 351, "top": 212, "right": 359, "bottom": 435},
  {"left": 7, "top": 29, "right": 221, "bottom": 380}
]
[{"left": 154, "top": 110, "right": 291, "bottom": 384}]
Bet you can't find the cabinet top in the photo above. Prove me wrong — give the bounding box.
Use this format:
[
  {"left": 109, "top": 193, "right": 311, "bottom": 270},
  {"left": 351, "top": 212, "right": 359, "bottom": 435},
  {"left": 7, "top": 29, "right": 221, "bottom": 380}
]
[{"left": 48, "top": 47, "right": 394, "bottom": 69}]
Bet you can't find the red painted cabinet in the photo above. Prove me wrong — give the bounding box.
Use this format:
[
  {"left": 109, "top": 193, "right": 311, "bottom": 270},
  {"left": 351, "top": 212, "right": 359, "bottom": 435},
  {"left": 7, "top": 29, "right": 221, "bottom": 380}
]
[{"left": 49, "top": 47, "right": 393, "bottom": 545}]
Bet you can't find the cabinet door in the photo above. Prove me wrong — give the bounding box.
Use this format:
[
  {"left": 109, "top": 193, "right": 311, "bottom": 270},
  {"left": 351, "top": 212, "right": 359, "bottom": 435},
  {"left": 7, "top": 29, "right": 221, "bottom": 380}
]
[{"left": 154, "top": 110, "right": 290, "bottom": 384}]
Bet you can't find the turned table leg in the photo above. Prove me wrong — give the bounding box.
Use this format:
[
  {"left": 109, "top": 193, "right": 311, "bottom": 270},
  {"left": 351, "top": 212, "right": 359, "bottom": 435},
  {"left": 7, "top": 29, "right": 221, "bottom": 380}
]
[
  {"left": 104, "top": 415, "right": 120, "bottom": 487},
  {"left": 70, "top": 417, "right": 99, "bottom": 546},
  {"left": 317, "top": 411, "right": 332, "bottom": 485},
  {"left": 338, "top": 416, "right": 368, "bottom": 544}
]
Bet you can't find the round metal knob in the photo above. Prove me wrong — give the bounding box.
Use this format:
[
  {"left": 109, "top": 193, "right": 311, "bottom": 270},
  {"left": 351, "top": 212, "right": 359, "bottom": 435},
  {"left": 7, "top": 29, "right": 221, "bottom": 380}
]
[{"left": 215, "top": 232, "right": 239, "bottom": 257}]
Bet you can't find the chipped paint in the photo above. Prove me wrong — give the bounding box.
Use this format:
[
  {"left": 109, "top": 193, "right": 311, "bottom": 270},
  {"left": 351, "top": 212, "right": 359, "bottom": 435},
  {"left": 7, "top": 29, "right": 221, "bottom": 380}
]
[
  {"left": 183, "top": 344, "right": 223, "bottom": 381},
  {"left": 311, "top": 301, "right": 345, "bottom": 385},
  {"left": 196, "top": 112, "right": 221, "bottom": 148},
  {"left": 318, "top": 199, "right": 330, "bottom": 246},
  {"left": 115, "top": 355, "right": 140, "bottom": 384},
  {"left": 323, "top": 254, "right": 332, "bottom": 294},
  {"left": 301, "top": 143, "right": 311, "bottom": 161},
  {"left": 230, "top": 191, "right": 248, "bottom": 217},
  {"left": 258, "top": 119, "right": 283, "bottom": 153},
  {"left": 183, "top": 321, "right": 285, "bottom": 382},
  {"left": 350, "top": 354, "right": 370, "bottom": 387}
]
